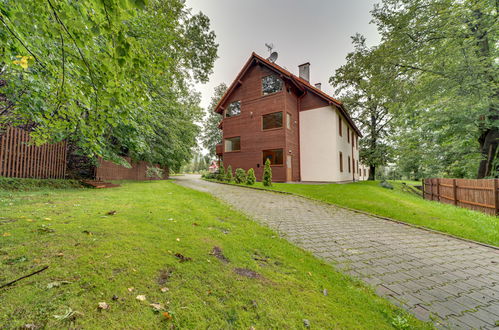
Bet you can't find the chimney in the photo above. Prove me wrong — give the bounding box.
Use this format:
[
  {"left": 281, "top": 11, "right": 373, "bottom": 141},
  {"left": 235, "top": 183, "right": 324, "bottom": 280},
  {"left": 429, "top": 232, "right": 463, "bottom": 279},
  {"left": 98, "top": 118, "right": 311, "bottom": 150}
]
[
  {"left": 298, "top": 62, "right": 310, "bottom": 82},
  {"left": 314, "top": 83, "right": 321, "bottom": 90}
]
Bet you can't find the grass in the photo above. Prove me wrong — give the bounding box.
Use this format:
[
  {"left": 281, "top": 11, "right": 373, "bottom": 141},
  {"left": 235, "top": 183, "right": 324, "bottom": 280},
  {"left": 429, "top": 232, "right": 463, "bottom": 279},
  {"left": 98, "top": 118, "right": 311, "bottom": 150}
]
[
  {"left": 0, "top": 177, "right": 84, "bottom": 191},
  {"left": 209, "top": 179, "right": 499, "bottom": 247},
  {"left": 0, "top": 180, "right": 428, "bottom": 329}
]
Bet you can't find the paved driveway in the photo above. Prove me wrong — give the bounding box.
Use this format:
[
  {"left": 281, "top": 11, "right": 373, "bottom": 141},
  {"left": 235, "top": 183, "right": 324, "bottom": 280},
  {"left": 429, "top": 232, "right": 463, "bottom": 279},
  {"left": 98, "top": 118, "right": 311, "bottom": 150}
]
[{"left": 174, "top": 175, "right": 499, "bottom": 329}]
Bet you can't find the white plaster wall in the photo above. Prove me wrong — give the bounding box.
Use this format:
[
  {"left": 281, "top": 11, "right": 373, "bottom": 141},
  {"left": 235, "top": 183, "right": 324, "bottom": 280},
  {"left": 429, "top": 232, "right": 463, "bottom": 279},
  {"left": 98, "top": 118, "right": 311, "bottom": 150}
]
[
  {"left": 299, "top": 106, "right": 336, "bottom": 181},
  {"left": 300, "top": 106, "right": 361, "bottom": 182}
]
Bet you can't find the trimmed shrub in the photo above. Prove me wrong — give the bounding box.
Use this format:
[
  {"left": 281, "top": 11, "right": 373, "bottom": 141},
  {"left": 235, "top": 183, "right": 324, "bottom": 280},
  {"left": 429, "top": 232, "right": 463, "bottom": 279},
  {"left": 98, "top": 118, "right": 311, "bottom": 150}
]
[
  {"left": 246, "top": 168, "right": 256, "bottom": 185},
  {"left": 263, "top": 158, "right": 272, "bottom": 186},
  {"left": 225, "top": 165, "right": 234, "bottom": 182},
  {"left": 234, "top": 168, "right": 246, "bottom": 184},
  {"left": 217, "top": 162, "right": 226, "bottom": 181}
]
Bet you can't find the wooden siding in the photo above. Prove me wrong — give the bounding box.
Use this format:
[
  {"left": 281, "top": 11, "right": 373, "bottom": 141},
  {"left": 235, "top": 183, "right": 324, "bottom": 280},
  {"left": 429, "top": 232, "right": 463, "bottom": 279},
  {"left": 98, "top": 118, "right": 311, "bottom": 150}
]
[
  {"left": 95, "top": 157, "right": 169, "bottom": 181},
  {"left": 0, "top": 126, "right": 67, "bottom": 179},
  {"left": 423, "top": 178, "right": 499, "bottom": 216}
]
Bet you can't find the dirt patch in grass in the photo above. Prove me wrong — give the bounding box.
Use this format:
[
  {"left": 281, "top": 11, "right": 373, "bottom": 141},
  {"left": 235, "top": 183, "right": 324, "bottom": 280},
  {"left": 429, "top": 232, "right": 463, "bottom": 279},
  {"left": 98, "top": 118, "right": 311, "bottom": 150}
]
[
  {"left": 157, "top": 268, "right": 173, "bottom": 285},
  {"left": 233, "top": 268, "right": 262, "bottom": 279},
  {"left": 210, "top": 246, "right": 229, "bottom": 263}
]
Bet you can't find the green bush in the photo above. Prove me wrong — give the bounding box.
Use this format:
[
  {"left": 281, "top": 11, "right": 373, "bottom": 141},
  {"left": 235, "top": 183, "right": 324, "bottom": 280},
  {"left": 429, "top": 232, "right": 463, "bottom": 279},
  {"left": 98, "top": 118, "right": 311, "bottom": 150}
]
[
  {"left": 146, "top": 166, "right": 164, "bottom": 179},
  {"left": 234, "top": 168, "right": 246, "bottom": 184},
  {"left": 225, "top": 165, "right": 234, "bottom": 182},
  {"left": 203, "top": 172, "right": 217, "bottom": 180},
  {"left": 246, "top": 168, "right": 256, "bottom": 185},
  {"left": 0, "top": 177, "right": 84, "bottom": 191},
  {"left": 263, "top": 158, "right": 272, "bottom": 186},
  {"left": 217, "top": 162, "right": 226, "bottom": 181}
]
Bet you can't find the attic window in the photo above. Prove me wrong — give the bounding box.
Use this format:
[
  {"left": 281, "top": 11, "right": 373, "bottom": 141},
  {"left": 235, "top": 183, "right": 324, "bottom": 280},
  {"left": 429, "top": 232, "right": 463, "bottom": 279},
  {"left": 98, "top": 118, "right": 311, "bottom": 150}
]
[
  {"left": 225, "top": 101, "right": 241, "bottom": 118},
  {"left": 262, "top": 75, "right": 283, "bottom": 95}
]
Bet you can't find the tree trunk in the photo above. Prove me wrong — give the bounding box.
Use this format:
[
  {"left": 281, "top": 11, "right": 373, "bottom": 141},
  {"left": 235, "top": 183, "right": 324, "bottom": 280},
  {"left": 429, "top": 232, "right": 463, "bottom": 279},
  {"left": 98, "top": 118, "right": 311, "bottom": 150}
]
[
  {"left": 477, "top": 127, "right": 499, "bottom": 178},
  {"left": 368, "top": 165, "right": 376, "bottom": 180}
]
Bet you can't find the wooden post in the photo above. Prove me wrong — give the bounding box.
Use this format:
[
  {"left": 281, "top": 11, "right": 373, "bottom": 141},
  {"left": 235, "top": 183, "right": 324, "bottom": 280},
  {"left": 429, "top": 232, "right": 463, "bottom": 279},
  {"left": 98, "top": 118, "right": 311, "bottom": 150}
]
[
  {"left": 494, "top": 178, "right": 498, "bottom": 216},
  {"left": 436, "top": 178, "right": 440, "bottom": 201},
  {"left": 453, "top": 179, "right": 458, "bottom": 206},
  {"left": 422, "top": 179, "right": 425, "bottom": 200}
]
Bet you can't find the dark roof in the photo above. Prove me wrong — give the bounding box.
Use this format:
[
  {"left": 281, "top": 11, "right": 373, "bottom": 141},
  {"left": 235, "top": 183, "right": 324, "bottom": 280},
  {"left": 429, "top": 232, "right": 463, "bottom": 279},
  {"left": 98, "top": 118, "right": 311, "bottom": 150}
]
[{"left": 215, "top": 52, "right": 362, "bottom": 137}]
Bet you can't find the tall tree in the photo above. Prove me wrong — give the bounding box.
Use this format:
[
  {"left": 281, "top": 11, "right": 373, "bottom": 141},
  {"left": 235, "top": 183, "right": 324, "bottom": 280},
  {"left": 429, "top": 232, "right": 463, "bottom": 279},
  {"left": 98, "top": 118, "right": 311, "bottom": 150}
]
[
  {"left": 371, "top": 0, "right": 498, "bottom": 178},
  {"left": 330, "top": 35, "right": 396, "bottom": 180},
  {"left": 201, "top": 83, "right": 227, "bottom": 158},
  {"left": 0, "top": 0, "right": 217, "bottom": 170}
]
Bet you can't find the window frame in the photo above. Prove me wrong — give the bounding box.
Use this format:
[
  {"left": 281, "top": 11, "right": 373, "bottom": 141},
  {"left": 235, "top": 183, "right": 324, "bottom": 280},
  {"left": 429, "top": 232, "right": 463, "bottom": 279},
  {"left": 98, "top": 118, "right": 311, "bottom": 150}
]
[
  {"left": 224, "top": 136, "right": 241, "bottom": 153},
  {"left": 339, "top": 152, "right": 343, "bottom": 172},
  {"left": 347, "top": 127, "right": 350, "bottom": 143},
  {"left": 261, "top": 74, "right": 283, "bottom": 96},
  {"left": 286, "top": 112, "right": 291, "bottom": 129},
  {"left": 348, "top": 155, "right": 351, "bottom": 173},
  {"left": 338, "top": 115, "right": 342, "bottom": 137},
  {"left": 262, "top": 148, "right": 284, "bottom": 166},
  {"left": 262, "top": 111, "right": 284, "bottom": 131}
]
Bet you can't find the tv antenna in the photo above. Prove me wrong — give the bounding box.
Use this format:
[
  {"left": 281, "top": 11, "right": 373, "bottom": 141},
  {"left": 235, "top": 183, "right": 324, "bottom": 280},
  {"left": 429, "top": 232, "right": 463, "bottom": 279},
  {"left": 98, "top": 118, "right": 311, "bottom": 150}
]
[{"left": 265, "top": 43, "right": 278, "bottom": 63}]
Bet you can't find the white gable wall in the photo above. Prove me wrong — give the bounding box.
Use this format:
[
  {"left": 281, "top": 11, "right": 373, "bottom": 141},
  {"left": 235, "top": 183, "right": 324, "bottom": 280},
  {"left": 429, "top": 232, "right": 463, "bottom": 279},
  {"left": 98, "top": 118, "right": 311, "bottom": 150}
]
[{"left": 299, "top": 106, "right": 360, "bottom": 182}]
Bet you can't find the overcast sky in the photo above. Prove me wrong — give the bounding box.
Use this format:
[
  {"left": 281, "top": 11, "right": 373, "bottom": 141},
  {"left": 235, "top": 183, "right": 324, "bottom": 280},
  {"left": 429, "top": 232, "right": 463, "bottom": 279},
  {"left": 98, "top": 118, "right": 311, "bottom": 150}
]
[{"left": 185, "top": 0, "right": 381, "bottom": 110}]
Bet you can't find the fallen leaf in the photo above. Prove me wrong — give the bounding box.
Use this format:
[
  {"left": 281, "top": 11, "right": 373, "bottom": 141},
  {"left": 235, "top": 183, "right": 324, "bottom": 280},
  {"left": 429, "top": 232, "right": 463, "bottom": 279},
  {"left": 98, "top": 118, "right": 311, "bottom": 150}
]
[
  {"left": 44, "top": 218, "right": 51, "bottom": 221},
  {"left": 47, "top": 281, "right": 71, "bottom": 289},
  {"left": 26, "top": 219, "right": 34, "bottom": 222},
  {"left": 112, "top": 295, "right": 119, "bottom": 300},
  {"left": 82, "top": 230, "right": 92, "bottom": 235},
  {"left": 174, "top": 253, "right": 192, "bottom": 262},
  {"left": 176, "top": 238, "right": 180, "bottom": 242},
  {"left": 107, "top": 210, "right": 117, "bottom": 216},
  {"left": 98, "top": 302, "right": 109, "bottom": 310},
  {"left": 303, "top": 319, "right": 311, "bottom": 328},
  {"left": 162, "top": 311, "right": 173, "bottom": 320},
  {"left": 23, "top": 324, "right": 38, "bottom": 329},
  {"left": 308, "top": 272, "right": 312, "bottom": 276},
  {"left": 55, "top": 253, "right": 64, "bottom": 257},
  {"left": 2, "top": 232, "right": 11, "bottom": 237},
  {"left": 160, "top": 287, "right": 169, "bottom": 293},
  {"left": 192, "top": 223, "right": 199, "bottom": 226},
  {"left": 323, "top": 289, "right": 328, "bottom": 296},
  {"left": 150, "top": 303, "right": 164, "bottom": 311},
  {"left": 136, "top": 295, "right": 146, "bottom": 301},
  {"left": 127, "top": 287, "right": 135, "bottom": 292}
]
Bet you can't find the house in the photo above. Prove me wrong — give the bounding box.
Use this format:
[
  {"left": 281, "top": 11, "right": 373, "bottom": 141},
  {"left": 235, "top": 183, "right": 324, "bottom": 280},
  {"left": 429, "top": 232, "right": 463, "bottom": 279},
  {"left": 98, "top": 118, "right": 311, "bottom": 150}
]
[{"left": 215, "top": 52, "right": 368, "bottom": 182}]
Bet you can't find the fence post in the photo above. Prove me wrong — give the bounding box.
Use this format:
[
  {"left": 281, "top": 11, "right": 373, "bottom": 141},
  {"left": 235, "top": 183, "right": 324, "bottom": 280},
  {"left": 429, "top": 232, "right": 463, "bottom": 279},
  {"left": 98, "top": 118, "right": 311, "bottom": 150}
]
[
  {"left": 422, "top": 179, "right": 425, "bottom": 200},
  {"left": 453, "top": 179, "right": 458, "bottom": 206},
  {"left": 494, "top": 178, "right": 498, "bottom": 216},
  {"left": 436, "top": 178, "right": 440, "bottom": 201}
]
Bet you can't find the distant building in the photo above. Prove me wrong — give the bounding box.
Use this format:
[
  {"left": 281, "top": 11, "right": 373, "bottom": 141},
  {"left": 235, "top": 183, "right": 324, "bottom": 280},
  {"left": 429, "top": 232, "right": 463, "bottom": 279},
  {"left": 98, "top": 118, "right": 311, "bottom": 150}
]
[{"left": 215, "top": 52, "right": 367, "bottom": 182}]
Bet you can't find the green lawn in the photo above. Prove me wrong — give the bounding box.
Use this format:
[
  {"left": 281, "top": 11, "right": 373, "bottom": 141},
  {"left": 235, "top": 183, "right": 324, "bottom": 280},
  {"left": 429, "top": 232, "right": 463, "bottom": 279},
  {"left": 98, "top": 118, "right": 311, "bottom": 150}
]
[
  {"left": 213, "top": 180, "right": 499, "bottom": 247},
  {"left": 0, "top": 180, "right": 427, "bottom": 329}
]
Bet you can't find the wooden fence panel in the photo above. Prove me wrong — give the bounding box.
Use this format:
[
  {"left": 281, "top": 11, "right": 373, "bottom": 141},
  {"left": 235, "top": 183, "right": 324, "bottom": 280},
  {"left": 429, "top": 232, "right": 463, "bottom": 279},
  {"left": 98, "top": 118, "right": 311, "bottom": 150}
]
[
  {"left": 423, "top": 178, "right": 498, "bottom": 216},
  {"left": 0, "top": 126, "right": 67, "bottom": 179}
]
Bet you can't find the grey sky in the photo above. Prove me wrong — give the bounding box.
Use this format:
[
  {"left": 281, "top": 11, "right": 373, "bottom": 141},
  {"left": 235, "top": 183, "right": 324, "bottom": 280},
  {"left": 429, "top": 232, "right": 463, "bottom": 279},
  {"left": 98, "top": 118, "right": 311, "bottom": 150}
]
[{"left": 185, "top": 0, "right": 381, "bottom": 109}]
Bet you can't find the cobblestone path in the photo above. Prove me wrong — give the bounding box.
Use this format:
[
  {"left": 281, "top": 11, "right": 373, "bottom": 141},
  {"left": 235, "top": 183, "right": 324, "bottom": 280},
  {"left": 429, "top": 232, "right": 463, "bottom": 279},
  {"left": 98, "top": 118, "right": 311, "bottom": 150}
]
[{"left": 175, "top": 175, "right": 499, "bottom": 329}]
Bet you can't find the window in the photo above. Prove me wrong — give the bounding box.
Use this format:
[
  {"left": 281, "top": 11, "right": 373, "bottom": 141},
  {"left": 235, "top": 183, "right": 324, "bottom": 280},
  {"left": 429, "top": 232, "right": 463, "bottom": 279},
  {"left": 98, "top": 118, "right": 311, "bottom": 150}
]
[
  {"left": 339, "top": 152, "right": 343, "bottom": 172},
  {"left": 262, "top": 75, "right": 283, "bottom": 95},
  {"left": 286, "top": 113, "right": 291, "bottom": 129},
  {"left": 356, "top": 136, "right": 359, "bottom": 149},
  {"left": 356, "top": 160, "right": 359, "bottom": 174},
  {"left": 224, "top": 136, "right": 240, "bottom": 152},
  {"left": 263, "top": 149, "right": 283, "bottom": 165},
  {"left": 262, "top": 112, "right": 283, "bottom": 130},
  {"left": 225, "top": 101, "right": 241, "bottom": 118},
  {"left": 347, "top": 127, "right": 350, "bottom": 143},
  {"left": 338, "top": 115, "right": 342, "bottom": 136},
  {"left": 348, "top": 156, "right": 351, "bottom": 173},
  {"left": 352, "top": 132, "right": 355, "bottom": 147}
]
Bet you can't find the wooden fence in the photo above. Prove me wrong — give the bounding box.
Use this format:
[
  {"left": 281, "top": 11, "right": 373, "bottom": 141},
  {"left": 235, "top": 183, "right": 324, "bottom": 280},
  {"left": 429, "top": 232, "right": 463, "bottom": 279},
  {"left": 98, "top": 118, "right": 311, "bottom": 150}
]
[
  {"left": 95, "top": 157, "right": 169, "bottom": 181},
  {"left": 423, "top": 178, "right": 499, "bottom": 216},
  {"left": 0, "top": 126, "right": 67, "bottom": 179}
]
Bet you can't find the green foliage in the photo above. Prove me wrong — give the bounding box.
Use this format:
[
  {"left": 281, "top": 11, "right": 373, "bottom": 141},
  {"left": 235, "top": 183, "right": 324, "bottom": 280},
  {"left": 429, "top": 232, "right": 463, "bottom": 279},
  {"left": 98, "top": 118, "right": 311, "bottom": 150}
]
[
  {"left": 217, "top": 162, "right": 226, "bottom": 181},
  {"left": 145, "top": 166, "right": 164, "bottom": 179},
  {"left": 263, "top": 159, "right": 272, "bottom": 186},
  {"left": 234, "top": 168, "right": 246, "bottom": 184},
  {"left": 246, "top": 168, "right": 256, "bottom": 185},
  {"left": 201, "top": 83, "right": 227, "bottom": 158},
  {"left": 0, "top": 0, "right": 218, "bottom": 171},
  {"left": 225, "top": 165, "right": 233, "bottom": 183},
  {"left": 0, "top": 177, "right": 83, "bottom": 191}
]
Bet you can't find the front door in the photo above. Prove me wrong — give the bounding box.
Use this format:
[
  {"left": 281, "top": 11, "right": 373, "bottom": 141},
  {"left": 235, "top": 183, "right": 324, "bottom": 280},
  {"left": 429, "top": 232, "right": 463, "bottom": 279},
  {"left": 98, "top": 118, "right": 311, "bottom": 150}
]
[{"left": 286, "top": 155, "right": 292, "bottom": 182}]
